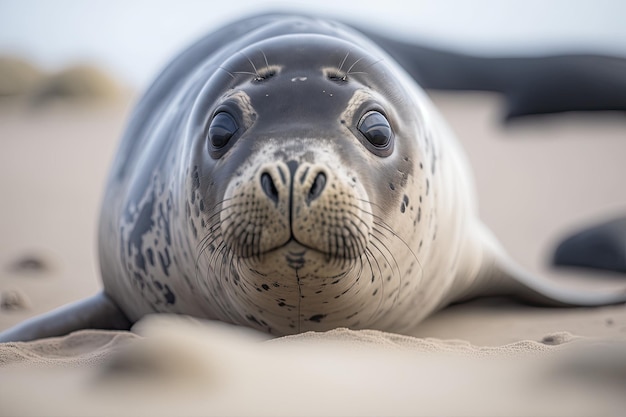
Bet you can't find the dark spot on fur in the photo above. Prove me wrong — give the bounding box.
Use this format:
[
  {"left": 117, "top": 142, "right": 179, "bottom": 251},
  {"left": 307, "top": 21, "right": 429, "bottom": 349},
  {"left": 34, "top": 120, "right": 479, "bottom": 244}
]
[
  {"left": 262, "top": 284, "right": 270, "bottom": 291},
  {"left": 158, "top": 201, "right": 171, "bottom": 246},
  {"left": 309, "top": 314, "right": 326, "bottom": 323},
  {"left": 127, "top": 187, "right": 155, "bottom": 273},
  {"left": 192, "top": 166, "right": 200, "bottom": 190},
  {"left": 163, "top": 284, "right": 176, "bottom": 304},
  {"left": 146, "top": 248, "right": 154, "bottom": 266},
  {"left": 401, "top": 194, "right": 410, "bottom": 213},
  {"left": 246, "top": 314, "right": 262, "bottom": 326},
  {"left": 389, "top": 183, "right": 395, "bottom": 190},
  {"left": 158, "top": 248, "right": 171, "bottom": 276}
]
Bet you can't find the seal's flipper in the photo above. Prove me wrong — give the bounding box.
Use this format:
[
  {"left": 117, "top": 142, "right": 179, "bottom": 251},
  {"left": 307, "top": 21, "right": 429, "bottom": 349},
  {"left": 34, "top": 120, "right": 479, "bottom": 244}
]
[
  {"left": 347, "top": 25, "right": 626, "bottom": 119},
  {"left": 0, "top": 292, "right": 131, "bottom": 343},
  {"left": 473, "top": 225, "right": 626, "bottom": 308},
  {"left": 494, "top": 258, "right": 626, "bottom": 307}
]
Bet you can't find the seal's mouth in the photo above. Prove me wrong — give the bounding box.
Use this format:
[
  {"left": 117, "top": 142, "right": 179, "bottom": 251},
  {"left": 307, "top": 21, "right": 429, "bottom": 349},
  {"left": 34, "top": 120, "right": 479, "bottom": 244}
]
[{"left": 254, "top": 239, "right": 357, "bottom": 269}]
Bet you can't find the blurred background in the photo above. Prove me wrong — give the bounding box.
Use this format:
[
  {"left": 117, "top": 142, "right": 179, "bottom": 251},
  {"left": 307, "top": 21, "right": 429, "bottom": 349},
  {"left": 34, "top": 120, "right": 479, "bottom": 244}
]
[
  {"left": 0, "top": 0, "right": 625, "bottom": 343},
  {"left": 1, "top": 0, "right": 626, "bottom": 89}
]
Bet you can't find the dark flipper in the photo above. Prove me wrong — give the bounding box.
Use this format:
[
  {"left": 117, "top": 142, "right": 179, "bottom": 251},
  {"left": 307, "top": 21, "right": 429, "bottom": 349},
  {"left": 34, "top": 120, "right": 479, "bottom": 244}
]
[
  {"left": 347, "top": 25, "right": 626, "bottom": 119},
  {"left": 0, "top": 292, "right": 131, "bottom": 343},
  {"left": 553, "top": 217, "right": 626, "bottom": 274}
]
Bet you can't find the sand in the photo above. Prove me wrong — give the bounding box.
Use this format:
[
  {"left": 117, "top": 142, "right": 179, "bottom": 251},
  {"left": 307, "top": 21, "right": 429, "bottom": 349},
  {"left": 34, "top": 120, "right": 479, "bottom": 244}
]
[{"left": 0, "top": 91, "right": 625, "bottom": 415}]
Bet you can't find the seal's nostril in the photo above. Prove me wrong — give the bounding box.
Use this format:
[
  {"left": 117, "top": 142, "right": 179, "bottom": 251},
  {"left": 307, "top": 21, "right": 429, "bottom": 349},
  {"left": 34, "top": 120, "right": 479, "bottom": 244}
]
[
  {"left": 261, "top": 172, "right": 279, "bottom": 204},
  {"left": 307, "top": 172, "right": 327, "bottom": 203}
]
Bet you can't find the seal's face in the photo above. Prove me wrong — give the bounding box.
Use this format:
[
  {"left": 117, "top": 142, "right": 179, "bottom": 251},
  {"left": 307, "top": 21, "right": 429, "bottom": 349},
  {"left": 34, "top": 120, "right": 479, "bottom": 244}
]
[{"left": 186, "top": 34, "right": 425, "bottom": 334}]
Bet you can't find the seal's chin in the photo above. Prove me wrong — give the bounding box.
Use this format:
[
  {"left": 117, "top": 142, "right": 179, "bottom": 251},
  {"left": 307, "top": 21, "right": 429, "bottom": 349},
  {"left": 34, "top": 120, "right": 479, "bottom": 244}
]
[{"left": 244, "top": 240, "right": 359, "bottom": 277}]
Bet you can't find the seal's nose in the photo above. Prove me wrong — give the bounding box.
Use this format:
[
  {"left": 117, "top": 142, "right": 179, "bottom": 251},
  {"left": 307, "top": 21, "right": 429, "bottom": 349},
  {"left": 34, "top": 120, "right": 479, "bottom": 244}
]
[
  {"left": 260, "top": 172, "right": 279, "bottom": 203},
  {"left": 306, "top": 171, "right": 326, "bottom": 204},
  {"left": 259, "top": 160, "right": 327, "bottom": 207}
]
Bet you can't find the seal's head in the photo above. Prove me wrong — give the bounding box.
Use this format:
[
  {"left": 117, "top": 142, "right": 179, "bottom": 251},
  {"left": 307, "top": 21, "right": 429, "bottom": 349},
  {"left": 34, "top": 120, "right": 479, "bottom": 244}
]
[{"left": 186, "top": 34, "right": 428, "bottom": 334}]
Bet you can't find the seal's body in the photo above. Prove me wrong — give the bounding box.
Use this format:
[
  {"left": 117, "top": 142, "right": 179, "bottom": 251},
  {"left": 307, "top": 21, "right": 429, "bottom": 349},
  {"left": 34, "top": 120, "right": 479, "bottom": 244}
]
[
  {"left": 101, "top": 15, "right": 482, "bottom": 335},
  {"left": 2, "top": 14, "right": 625, "bottom": 342}
]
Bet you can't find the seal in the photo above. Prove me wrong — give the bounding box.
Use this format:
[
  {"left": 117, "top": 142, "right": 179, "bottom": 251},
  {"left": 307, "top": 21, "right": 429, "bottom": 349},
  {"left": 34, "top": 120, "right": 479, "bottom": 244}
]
[{"left": 2, "top": 13, "right": 625, "bottom": 342}]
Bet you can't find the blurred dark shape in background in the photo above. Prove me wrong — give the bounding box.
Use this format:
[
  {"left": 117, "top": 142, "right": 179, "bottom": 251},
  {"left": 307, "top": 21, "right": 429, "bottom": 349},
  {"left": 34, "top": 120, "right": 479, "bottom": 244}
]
[
  {"left": 32, "top": 65, "right": 122, "bottom": 103},
  {"left": 0, "top": 57, "right": 44, "bottom": 97},
  {"left": 553, "top": 217, "right": 626, "bottom": 274},
  {"left": 355, "top": 27, "right": 626, "bottom": 121},
  {"left": 0, "top": 57, "right": 123, "bottom": 104}
]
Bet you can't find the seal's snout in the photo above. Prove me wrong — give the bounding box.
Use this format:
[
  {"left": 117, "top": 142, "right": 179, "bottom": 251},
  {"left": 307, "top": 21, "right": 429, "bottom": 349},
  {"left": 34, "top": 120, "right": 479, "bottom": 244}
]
[{"left": 221, "top": 154, "right": 372, "bottom": 261}]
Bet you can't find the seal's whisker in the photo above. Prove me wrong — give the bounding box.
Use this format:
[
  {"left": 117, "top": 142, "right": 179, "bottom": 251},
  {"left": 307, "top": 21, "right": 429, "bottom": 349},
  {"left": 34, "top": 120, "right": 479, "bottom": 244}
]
[
  {"left": 368, "top": 230, "right": 403, "bottom": 308},
  {"left": 364, "top": 246, "right": 386, "bottom": 323},
  {"left": 215, "top": 241, "right": 234, "bottom": 287},
  {"left": 220, "top": 217, "right": 250, "bottom": 256},
  {"left": 218, "top": 66, "right": 236, "bottom": 79},
  {"left": 350, "top": 200, "right": 423, "bottom": 274},
  {"left": 260, "top": 49, "right": 269, "bottom": 68},
  {"left": 346, "top": 56, "right": 365, "bottom": 75},
  {"left": 337, "top": 50, "right": 351, "bottom": 73},
  {"left": 344, "top": 213, "right": 370, "bottom": 255},
  {"left": 238, "top": 51, "right": 260, "bottom": 77},
  {"left": 232, "top": 71, "right": 260, "bottom": 77},
  {"left": 359, "top": 58, "right": 384, "bottom": 72}
]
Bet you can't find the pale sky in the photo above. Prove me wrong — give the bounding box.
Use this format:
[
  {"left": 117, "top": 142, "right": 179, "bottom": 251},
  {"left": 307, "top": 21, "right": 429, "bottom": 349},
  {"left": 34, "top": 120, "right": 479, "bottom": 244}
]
[{"left": 1, "top": 0, "right": 625, "bottom": 88}]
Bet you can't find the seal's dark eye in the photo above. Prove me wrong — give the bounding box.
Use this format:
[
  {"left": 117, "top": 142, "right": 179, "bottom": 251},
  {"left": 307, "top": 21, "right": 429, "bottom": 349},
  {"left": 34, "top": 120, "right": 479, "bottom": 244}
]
[
  {"left": 358, "top": 111, "right": 392, "bottom": 148},
  {"left": 208, "top": 112, "right": 238, "bottom": 149}
]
